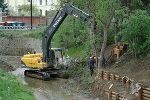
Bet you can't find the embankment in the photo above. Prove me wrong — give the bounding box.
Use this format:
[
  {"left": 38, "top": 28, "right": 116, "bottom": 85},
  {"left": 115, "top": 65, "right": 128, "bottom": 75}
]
[{"left": 0, "top": 37, "right": 42, "bottom": 56}]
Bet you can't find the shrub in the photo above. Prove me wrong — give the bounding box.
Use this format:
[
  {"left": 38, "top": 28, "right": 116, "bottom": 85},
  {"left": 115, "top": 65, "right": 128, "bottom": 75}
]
[{"left": 119, "top": 10, "right": 150, "bottom": 57}]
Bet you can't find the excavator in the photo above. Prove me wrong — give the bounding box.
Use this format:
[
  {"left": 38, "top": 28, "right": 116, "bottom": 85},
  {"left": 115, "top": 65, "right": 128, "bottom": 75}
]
[{"left": 21, "top": 2, "right": 91, "bottom": 80}]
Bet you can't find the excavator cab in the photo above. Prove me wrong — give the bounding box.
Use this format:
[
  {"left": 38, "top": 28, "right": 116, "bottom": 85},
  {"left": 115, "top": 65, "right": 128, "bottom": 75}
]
[
  {"left": 21, "top": 48, "right": 63, "bottom": 69},
  {"left": 51, "top": 48, "right": 63, "bottom": 67}
]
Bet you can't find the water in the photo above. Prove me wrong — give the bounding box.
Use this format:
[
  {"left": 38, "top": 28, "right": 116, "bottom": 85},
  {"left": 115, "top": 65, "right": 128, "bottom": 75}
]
[
  {"left": 11, "top": 68, "right": 74, "bottom": 100},
  {"left": 11, "top": 68, "right": 97, "bottom": 100}
]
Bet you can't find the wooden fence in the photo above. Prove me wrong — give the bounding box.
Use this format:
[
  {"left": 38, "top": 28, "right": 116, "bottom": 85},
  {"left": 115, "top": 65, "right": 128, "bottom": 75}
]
[
  {"left": 104, "top": 90, "right": 125, "bottom": 100},
  {"left": 138, "top": 87, "right": 150, "bottom": 100},
  {"left": 98, "top": 70, "right": 150, "bottom": 100},
  {"left": 95, "top": 83, "right": 126, "bottom": 100}
]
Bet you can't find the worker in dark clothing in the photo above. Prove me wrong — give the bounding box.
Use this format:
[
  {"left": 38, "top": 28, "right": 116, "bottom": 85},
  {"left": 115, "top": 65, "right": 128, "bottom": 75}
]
[{"left": 88, "top": 56, "right": 96, "bottom": 76}]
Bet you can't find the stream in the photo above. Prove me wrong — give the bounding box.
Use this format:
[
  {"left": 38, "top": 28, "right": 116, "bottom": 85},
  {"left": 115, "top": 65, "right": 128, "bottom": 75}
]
[{"left": 11, "top": 68, "right": 90, "bottom": 100}]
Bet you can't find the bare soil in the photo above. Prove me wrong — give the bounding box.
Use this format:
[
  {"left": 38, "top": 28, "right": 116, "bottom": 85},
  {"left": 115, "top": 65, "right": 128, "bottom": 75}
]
[
  {"left": 106, "top": 53, "right": 150, "bottom": 87},
  {"left": 0, "top": 60, "right": 13, "bottom": 72}
]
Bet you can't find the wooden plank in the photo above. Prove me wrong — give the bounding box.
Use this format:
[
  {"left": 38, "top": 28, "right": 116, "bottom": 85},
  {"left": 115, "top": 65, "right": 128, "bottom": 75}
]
[
  {"left": 111, "top": 94, "right": 116, "bottom": 98},
  {"left": 143, "top": 96, "right": 150, "bottom": 100},
  {"left": 104, "top": 89, "right": 109, "bottom": 93},
  {"left": 142, "top": 93, "right": 150, "bottom": 98},
  {"left": 115, "top": 75, "right": 120, "bottom": 78},
  {"left": 122, "top": 76, "right": 127, "bottom": 84},
  {"left": 115, "top": 75, "right": 121, "bottom": 80},
  {"left": 138, "top": 87, "right": 143, "bottom": 100},
  {"left": 112, "top": 98, "right": 116, "bottom": 100},
  {"left": 108, "top": 91, "right": 112, "bottom": 100},
  {"left": 112, "top": 74, "right": 116, "bottom": 80},
  {"left": 103, "top": 77, "right": 107, "bottom": 79},
  {"left": 143, "top": 88, "right": 150, "bottom": 92},
  {"left": 115, "top": 93, "right": 119, "bottom": 100},
  {"left": 103, "top": 73, "right": 107, "bottom": 76},
  {"left": 112, "top": 92, "right": 116, "bottom": 95},
  {"left": 119, "top": 96, "right": 124, "bottom": 100},
  {"left": 109, "top": 74, "right": 115, "bottom": 80},
  {"left": 106, "top": 72, "right": 110, "bottom": 80},
  {"left": 143, "top": 90, "right": 150, "bottom": 95},
  {"left": 126, "top": 79, "right": 131, "bottom": 89}
]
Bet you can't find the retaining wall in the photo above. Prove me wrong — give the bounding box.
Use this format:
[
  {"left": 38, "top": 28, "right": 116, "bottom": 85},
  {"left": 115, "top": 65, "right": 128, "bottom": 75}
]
[{"left": 0, "top": 37, "right": 42, "bottom": 56}]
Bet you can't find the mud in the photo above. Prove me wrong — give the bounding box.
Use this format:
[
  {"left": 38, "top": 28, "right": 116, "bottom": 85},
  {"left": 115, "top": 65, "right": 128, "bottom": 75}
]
[{"left": 0, "top": 60, "right": 13, "bottom": 72}]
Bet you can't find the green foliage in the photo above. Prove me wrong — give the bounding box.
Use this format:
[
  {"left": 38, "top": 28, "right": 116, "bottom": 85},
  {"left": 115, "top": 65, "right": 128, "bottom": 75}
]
[
  {"left": 53, "top": 16, "right": 89, "bottom": 56},
  {"left": 17, "top": 4, "right": 40, "bottom": 16},
  {"left": 119, "top": 10, "right": 150, "bottom": 57},
  {"left": 0, "top": 0, "right": 7, "bottom": 11},
  {"left": 0, "top": 70, "right": 35, "bottom": 100},
  {"left": 0, "top": 29, "right": 45, "bottom": 39},
  {"left": 19, "top": 29, "right": 45, "bottom": 39},
  {"left": 0, "top": 31, "right": 8, "bottom": 37}
]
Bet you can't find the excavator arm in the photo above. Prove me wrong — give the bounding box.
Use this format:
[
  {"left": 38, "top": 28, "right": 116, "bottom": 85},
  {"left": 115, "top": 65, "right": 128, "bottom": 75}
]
[{"left": 42, "top": 3, "right": 91, "bottom": 67}]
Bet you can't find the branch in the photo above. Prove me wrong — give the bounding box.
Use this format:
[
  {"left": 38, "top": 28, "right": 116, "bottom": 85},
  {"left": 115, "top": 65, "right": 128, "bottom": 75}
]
[
  {"left": 99, "top": 16, "right": 105, "bottom": 25},
  {"left": 106, "top": 9, "right": 115, "bottom": 28}
]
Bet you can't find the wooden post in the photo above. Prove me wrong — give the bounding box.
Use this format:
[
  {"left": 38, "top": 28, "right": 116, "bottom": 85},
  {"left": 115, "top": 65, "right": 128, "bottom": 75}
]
[
  {"left": 138, "top": 87, "right": 143, "bottom": 100},
  {"left": 126, "top": 79, "right": 131, "bottom": 89},
  {"left": 122, "top": 76, "right": 126, "bottom": 84},
  {"left": 106, "top": 72, "right": 110, "bottom": 80},
  {"left": 115, "top": 93, "right": 119, "bottom": 100},
  {"left": 101, "top": 70, "right": 104, "bottom": 80},
  {"left": 96, "top": 83, "right": 101, "bottom": 89},
  {"left": 108, "top": 91, "right": 112, "bottom": 100},
  {"left": 112, "top": 74, "right": 115, "bottom": 80}
]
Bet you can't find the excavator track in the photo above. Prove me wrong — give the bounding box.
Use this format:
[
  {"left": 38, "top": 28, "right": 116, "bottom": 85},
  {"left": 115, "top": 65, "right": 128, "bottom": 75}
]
[
  {"left": 24, "top": 68, "right": 68, "bottom": 80},
  {"left": 24, "top": 70, "right": 52, "bottom": 81}
]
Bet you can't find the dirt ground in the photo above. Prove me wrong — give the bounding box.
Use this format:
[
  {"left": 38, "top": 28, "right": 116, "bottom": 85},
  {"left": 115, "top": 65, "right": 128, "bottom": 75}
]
[
  {"left": 0, "top": 56, "right": 21, "bottom": 70},
  {"left": 0, "top": 60, "right": 13, "bottom": 72},
  {"left": 106, "top": 53, "right": 150, "bottom": 87}
]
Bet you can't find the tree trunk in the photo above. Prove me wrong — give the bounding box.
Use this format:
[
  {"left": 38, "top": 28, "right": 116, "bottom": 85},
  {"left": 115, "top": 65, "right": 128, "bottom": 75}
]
[
  {"left": 91, "top": 17, "right": 99, "bottom": 69},
  {"left": 98, "top": 25, "right": 108, "bottom": 72},
  {"left": 98, "top": 11, "right": 114, "bottom": 72}
]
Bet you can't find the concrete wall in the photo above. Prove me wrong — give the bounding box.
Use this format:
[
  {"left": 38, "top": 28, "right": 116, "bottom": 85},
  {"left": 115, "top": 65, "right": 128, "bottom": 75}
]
[{"left": 0, "top": 37, "right": 42, "bottom": 56}]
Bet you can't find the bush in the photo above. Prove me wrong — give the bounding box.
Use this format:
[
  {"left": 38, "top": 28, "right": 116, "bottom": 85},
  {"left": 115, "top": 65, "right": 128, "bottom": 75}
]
[{"left": 119, "top": 10, "right": 150, "bottom": 57}]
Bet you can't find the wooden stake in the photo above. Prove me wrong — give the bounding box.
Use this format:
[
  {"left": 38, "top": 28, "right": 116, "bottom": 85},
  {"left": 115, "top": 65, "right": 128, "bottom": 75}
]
[
  {"left": 138, "top": 87, "right": 143, "bottom": 100},
  {"left": 115, "top": 93, "right": 119, "bottom": 100},
  {"left": 108, "top": 91, "right": 112, "bottom": 100}
]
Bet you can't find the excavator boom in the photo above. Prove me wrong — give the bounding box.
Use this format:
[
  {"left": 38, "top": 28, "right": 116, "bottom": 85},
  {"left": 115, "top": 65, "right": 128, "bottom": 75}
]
[
  {"left": 42, "top": 3, "right": 91, "bottom": 67},
  {"left": 22, "top": 3, "right": 91, "bottom": 80}
]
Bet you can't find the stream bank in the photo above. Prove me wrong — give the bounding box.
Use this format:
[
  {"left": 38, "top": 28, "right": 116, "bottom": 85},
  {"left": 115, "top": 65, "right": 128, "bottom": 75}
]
[{"left": 0, "top": 55, "right": 99, "bottom": 100}]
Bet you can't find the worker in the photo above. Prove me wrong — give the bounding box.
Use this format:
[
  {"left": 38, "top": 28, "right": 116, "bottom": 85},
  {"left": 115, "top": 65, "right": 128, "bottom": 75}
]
[{"left": 88, "top": 56, "right": 96, "bottom": 76}]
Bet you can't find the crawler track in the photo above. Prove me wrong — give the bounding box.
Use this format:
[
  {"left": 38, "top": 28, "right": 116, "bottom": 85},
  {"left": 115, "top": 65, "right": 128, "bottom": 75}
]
[{"left": 24, "top": 68, "right": 69, "bottom": 81}]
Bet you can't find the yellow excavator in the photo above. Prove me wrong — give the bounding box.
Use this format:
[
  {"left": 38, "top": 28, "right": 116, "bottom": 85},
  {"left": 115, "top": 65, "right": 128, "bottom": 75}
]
[
  {"left": 21, "top": 2, "right": 91, "bottom": 80},
  {"left": 21, "top": 48, "right": 63, "bottom": 69}
]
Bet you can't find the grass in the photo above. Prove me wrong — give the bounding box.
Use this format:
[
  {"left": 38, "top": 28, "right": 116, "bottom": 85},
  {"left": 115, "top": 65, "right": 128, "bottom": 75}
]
[
  {"left": 0, "top": 29, "right": 45, "bottom": 39},
  {"left": 67, "top": 45, "right": 85, "bottom": 58},
  {"left": 0, "top": 70, "right": 35, "bottom": 100}
]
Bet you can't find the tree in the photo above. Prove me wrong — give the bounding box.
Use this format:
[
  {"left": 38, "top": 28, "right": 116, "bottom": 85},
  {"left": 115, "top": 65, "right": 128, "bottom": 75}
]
[
  {"left": 119, "top": 10, "right": 150, "bottom": 57},
  {"left": 0, "top": 0, "right": 7, "bottom": 11},
  {"left": 18, "top": 4, "right": 40, "bottom": 16}
]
